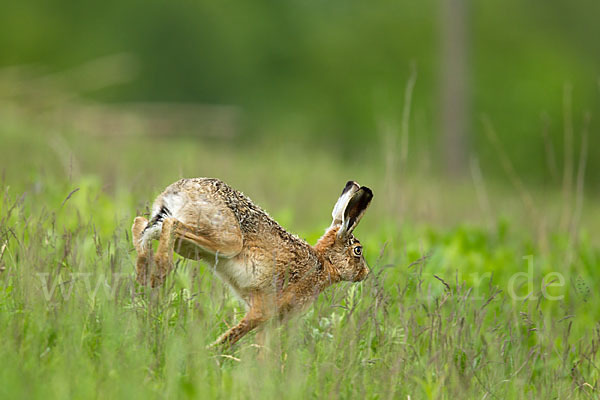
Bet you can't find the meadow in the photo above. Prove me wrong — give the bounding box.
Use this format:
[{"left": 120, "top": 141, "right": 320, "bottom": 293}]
[{"left": 1, "top": 115, "right": 600, "bottom": 399}]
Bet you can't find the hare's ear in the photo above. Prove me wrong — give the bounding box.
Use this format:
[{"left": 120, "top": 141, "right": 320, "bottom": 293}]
[
  {"left": 338, "top": 186, "right": 373, "bottom": 238},
  {"left": 331, "top": 181, "right": 360, "bottom": 227}
]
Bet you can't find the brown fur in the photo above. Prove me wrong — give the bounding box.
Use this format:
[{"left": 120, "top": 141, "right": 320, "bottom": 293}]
[{"left": 132, "top": 178, "right": 372, "bottom": 347}]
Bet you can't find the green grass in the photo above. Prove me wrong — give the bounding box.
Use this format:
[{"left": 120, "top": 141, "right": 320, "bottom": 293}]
[{"left": 1, "top": 124, "right": 600, "bottom": 398}]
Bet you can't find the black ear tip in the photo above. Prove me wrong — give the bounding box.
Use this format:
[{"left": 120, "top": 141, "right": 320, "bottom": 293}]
[
  {"left": 341, "top": 180, "right": 359, "bottom": 195},
  {"left": 360, "top": 186, "right": 373, "bottom": 199}
]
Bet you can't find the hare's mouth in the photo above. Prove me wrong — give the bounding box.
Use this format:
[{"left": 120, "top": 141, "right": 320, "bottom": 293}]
[{"left": 354, "top": 269, "right": 369, "bottom": 282}]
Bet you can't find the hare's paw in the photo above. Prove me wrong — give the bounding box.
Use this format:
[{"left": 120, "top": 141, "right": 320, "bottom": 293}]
[{"left": 150, "top": 271, "right": 166, "bottom": 288}]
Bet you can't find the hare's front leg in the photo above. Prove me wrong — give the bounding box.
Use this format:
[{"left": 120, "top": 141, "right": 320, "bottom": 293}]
[
  {"left": 209, "top": 294, "right": 272, "bottom": 347},
  {"left": 209, "top": 315, "right": 265, "bottom": 348},
  {"left": 132, "top": 216, "right": 151, "bottom": 286}
]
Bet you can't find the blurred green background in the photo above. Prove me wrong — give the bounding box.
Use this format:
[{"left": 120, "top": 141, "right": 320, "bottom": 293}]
[{"left": 1, "top": 0, "right": 599, "bottom": 188}]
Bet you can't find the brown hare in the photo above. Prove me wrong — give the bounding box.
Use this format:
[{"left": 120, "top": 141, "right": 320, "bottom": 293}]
[{"left": 131, "top": 178, "right": 373, "bottom": 346}]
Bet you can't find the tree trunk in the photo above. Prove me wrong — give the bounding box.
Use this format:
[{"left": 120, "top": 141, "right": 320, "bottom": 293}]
[{"left": 440, "top": 0, "right": 469, "bottom": 176}]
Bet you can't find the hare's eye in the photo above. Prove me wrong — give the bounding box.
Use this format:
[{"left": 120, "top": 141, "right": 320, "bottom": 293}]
[{"left": 353, "top": 246, "right": 362, "bottom": 256}]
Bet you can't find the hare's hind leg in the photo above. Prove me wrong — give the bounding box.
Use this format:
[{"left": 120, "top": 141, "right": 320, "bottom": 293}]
[
  {"left": 151, "top": 217, "right": 178, "bottom": 287},
  {"left": 150, "top": 217, "right": 243, "bottom": 287},
  {"left": 132, "top": 216, "right": 151, "bottom": 286}
]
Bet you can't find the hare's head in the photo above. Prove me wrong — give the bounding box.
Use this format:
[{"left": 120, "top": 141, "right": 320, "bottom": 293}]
[{"left": 316, "top": 181, "right": 373, "bottom": 282}]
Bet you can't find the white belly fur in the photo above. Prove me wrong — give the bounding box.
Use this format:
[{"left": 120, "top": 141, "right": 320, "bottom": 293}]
[{"left": 211, "top": 256, "right": 270, "bottom": 302}]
